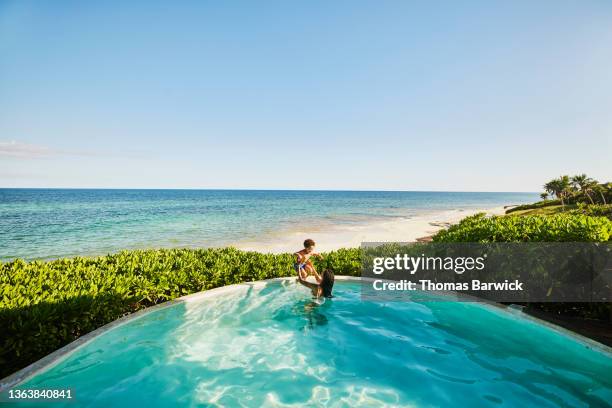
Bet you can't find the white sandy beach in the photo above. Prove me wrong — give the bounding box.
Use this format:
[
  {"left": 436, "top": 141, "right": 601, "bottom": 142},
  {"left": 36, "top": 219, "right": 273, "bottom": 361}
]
[{"left": 234, "top": 206, "right": 505, "bottom": 253}]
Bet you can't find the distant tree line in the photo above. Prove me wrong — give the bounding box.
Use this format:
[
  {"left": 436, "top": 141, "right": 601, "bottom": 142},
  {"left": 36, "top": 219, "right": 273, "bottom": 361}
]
[{"left": 541, "top": 174, "right": 611, "bottom": 207}]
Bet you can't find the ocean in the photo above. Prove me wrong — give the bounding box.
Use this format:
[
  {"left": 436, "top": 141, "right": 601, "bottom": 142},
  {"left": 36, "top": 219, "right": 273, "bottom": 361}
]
[{"left": 0, "top": 189, "right": 538, "bottom": 261}]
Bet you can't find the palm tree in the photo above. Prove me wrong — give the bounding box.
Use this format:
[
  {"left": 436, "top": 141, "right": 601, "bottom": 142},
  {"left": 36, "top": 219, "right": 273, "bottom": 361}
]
[
  {"left": 584, "top": 179, "right": 599, "bottom": 204},
  {"left": 571, "top": 174, "right": 596, "bottom": 204},
  {"left": 593, "top": 183, "right": 609, "bottom": 205},
  {"left": 540, "top": 192, "right": 548, "bottom": 201},
  {"left": 544, "top": 176, "right": 571, "bottom": 208}
]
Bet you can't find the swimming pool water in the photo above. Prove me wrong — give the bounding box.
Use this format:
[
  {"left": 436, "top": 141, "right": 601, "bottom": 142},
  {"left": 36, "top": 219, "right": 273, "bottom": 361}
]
[{"left": 12, "top": 281, "right": 612, "bottom": 407}]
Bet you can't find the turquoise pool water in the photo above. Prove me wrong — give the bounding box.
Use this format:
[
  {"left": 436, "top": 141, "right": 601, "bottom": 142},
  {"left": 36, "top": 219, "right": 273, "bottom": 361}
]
[{"left": 12, "top": 281, "right": 612, "bottom": 407}]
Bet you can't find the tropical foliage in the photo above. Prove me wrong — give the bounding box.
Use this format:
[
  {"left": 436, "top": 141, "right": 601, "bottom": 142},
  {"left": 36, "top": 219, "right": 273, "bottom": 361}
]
[
  {"left": 544, "top": 175, "right": 572, "bottom": 207},
  {"left": 432, "top": 213, "right": 612, "bottom": 243},
  {"left": 569, "top": 203, "right": 612, "bottom": 220},
  {"left": 432, "top": 211, "right": 612, "bottom": 325},
  {"left": 570, "top": 174, "right": 598, "bottom": 204},
  {"left": 508, "top": 174, "right": 611, "bottom": 214},
  {"left": 544, "top": 174, "right": 610, "bottom": 207},
  {"left": 506, "top": 199, "right": 562, "bottom": 214}
]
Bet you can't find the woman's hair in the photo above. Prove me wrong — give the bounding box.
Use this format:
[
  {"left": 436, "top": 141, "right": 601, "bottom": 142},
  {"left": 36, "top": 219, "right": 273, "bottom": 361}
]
[{"left": 320, "top": 269, "right": 335, "bottom": 298}]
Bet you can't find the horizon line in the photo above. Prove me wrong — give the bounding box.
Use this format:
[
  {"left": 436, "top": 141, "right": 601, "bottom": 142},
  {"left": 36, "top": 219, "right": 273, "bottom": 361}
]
[{"left": 0, "top": 187, "right": 539, "bottom": 194}]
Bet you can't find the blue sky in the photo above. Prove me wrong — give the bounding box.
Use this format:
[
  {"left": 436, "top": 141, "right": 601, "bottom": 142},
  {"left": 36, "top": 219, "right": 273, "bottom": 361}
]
[{"left": 1, "top": 0, "right": 611, "bottom": 191}]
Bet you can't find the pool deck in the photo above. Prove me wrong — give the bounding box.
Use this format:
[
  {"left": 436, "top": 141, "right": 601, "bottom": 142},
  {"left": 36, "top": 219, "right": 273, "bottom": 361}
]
[{"left": 2, "top": 276, "right": 612, "bottom": 393}]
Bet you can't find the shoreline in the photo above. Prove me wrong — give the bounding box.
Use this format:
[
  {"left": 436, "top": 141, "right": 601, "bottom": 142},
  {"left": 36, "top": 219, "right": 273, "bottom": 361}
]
[
  {"left": 0, "top": 206, "right": 507, "bottom": 263},
  {"left": 233, "top": 206, "right": 506, "bottom": 253}
]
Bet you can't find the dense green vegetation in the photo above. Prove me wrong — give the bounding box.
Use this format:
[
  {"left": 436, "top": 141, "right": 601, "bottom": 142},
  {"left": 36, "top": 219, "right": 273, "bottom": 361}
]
[
  {"left": 509, "top": 203, "right": 612, "bottom": 219},
  {"left": 570, "top": 203, "right": 612, "bottom": 220},
  {"left": 0, "top": 248, "right": 360, "bottom": 378},
  {"left": 506, "top": 199, "right": 562, "bottom": 214},
  {"left": 433, "top": 195, "right": 612, "bottom": 330},
  {"left": 432, "top": 212, "right": 612, "bottom": 242},
  {"left": 506, "top": 204, "right": 569, "bottom": 216},
  {"left": 508, "top": 174, "right": 611, "bottom": 214}
]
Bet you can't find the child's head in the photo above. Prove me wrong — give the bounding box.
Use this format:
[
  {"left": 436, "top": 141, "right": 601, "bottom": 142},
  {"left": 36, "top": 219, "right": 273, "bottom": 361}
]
[
  {"left": 303, "top": 238, "right": 316, "bottom": 253},
  {"left": 320, "top": 269, "right": 335, "bottom": 298}
]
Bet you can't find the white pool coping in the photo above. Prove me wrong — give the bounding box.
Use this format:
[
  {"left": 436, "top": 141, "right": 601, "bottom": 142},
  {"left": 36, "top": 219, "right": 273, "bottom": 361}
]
[{"left": 2, "top": 276, "right": 611, "bottom": 392}]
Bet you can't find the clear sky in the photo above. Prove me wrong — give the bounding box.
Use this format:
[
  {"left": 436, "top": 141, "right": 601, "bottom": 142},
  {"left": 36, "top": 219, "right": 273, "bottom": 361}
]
[{"left": 1, "top": 0, "right": 611, "bottom": 191}]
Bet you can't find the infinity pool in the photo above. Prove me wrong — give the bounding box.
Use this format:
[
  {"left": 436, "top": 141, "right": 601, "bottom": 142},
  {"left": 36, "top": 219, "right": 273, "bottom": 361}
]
[{"left": 10, "top": 280, "right": 612, "bottom": 407}]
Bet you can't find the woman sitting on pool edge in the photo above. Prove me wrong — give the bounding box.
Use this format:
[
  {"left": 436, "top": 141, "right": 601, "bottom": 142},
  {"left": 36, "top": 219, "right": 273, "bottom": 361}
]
[{"left": 297, "top": 268, "right": 335, "bottom": 298}]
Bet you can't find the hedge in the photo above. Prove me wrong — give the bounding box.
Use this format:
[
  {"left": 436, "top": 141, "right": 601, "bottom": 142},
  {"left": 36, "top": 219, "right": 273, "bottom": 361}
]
[
  {"left": 432, "top": 213, "right": 612, "bottom": 323},
  {"left": 432, "top": 213, "right": 612, "bottom": 243},
  {"left": 569, "top": 204, "right": 612, "bottom": 220}
]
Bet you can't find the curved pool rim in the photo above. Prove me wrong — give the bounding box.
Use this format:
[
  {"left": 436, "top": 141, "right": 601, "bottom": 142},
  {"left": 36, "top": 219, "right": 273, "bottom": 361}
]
[{"left": 2, "top": 276, "right": 611, "bottom": 392}]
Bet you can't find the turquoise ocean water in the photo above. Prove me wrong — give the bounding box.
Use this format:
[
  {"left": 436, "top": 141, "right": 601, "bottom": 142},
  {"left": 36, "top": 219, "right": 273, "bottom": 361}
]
[
  {"left": 0, "top": 189, "right": 537, "bottom": 261},
  {"left": 13, "top": 281, "right": 612, "bottom": 407}
]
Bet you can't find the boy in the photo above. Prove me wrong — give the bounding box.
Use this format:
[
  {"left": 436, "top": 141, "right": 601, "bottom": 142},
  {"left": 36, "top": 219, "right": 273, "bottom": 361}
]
[{"left": 294, "top": 239, "right": 323, "bottom": 283}]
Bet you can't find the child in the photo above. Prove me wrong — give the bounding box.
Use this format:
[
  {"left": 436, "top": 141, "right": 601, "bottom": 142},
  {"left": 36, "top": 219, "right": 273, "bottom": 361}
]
[
  {"left": 294, "top": 239, "right": 323, "bottom": 283},
  {"left": 298, "top": 268, "right": 335, "bottom": 298}
]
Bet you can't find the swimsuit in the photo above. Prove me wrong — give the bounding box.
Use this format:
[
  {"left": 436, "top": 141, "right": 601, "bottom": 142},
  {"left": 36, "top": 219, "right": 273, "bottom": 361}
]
[{"left": 294, "top": 253, "right": 309, "bottom": 273}]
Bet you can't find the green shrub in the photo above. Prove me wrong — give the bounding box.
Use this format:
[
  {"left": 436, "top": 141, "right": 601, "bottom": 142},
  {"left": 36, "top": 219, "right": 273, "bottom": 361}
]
[
  {"left": 432, "top": 213, "right": 612, "bottom": 322},
  {"left": 0, "top": 247, "right": 361, "bottom": 378},
  {"left": 432, "top": 213, "right": 612, "bottom": 242},
  {"left": 507, "top": 183, "right": 612, "bottom": 215},
  {"left": 569, "top": 203, "right": 612, "bottom": 220},
  {"left": 506, "top": 199, "right": 561, "bottom": 214}
]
